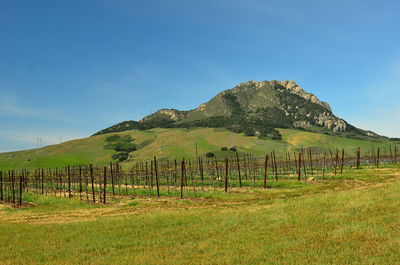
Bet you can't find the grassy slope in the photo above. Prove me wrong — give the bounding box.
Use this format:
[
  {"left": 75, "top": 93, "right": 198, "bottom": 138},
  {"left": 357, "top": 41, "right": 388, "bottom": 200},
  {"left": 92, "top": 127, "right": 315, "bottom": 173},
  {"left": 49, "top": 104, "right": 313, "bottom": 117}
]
[
  {"left": 0, "top": 127, "right": 397, "bottom": 169},
  {"left": 1, "top": 167, "right": 400, "bottom": 264}
]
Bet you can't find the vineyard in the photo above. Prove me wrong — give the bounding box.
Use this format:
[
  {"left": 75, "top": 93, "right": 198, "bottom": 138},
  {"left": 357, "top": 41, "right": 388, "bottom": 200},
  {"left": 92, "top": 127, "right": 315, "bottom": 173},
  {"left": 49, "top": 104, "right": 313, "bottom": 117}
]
[{"left": 1, "top": 146, "right": 398, "bottom": 206}]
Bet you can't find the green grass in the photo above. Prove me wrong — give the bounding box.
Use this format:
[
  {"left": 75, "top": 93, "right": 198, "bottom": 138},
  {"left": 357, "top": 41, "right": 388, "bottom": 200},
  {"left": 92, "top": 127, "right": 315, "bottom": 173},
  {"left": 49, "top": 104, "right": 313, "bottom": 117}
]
[
  {"left": 1, "top": 167, "right": 400, "bottom": 264},
  {"left": 0, "top": 127, "right": 398, "bottom": 170}
]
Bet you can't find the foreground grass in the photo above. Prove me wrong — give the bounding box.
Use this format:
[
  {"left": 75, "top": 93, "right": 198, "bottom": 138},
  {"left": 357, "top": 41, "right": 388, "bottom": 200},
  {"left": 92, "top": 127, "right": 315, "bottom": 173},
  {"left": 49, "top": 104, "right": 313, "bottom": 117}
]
[{"left": 1, "top": 167, "right": 400, "bottom": 264}]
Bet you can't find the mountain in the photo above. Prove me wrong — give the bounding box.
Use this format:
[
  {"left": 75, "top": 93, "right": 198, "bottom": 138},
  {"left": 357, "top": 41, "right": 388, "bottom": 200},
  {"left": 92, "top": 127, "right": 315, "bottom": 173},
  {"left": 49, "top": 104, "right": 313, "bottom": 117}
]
[
  {"left": 2, "top": 80, "right": 398, "bottom": 170},
  {"left": 94, "top": 80, "right": 380, "bottom": 140}
]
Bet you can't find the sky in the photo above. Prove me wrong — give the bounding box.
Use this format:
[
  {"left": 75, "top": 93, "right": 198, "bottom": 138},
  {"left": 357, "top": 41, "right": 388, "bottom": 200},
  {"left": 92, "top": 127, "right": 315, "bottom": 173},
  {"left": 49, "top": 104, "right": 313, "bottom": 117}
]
[{"left": 1, "top": 0, "right": 400, "bottom": 152}]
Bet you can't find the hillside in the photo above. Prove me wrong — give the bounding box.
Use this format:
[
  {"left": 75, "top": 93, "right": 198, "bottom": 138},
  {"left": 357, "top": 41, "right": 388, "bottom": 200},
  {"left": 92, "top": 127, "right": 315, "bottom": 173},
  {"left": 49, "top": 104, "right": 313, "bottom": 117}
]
[
  {"left": 94, "top": 80, "right": 380, "bottom": 140},
  {"left": 0, "top": 127, "right": 397, "bottom": 170},
  {"left": 2, "top": 80, "right": 397, "bottom": 170}
]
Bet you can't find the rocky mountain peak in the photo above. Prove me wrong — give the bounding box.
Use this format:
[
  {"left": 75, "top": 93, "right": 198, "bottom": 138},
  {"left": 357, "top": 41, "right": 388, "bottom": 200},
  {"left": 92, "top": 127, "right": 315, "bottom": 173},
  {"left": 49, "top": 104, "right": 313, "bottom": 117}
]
[
  {"left": 273, "top": 80, "right": 332, "bottom": 111},
  {"left": 95, "top": 79, "right": 376, "bottom": 138}
]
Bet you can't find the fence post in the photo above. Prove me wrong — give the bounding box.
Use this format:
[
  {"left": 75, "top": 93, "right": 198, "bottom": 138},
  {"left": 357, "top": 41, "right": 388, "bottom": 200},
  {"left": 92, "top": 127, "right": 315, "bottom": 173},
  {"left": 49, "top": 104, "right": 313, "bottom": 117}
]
[
  {"left": 180, "top": 159, "right": 185, "bottom": 199},
  {"left": 264, "top": 155, "right": 269, "bottom": 189},
  {"left": 67, "top": 166, "right": 71, "bottom": 198},
  {"left": 0, "top": 171, "right": 3, "bottom": 201},
  {"left": 298, "top": 153, "right": 302, "bottom": 181},
  {"left": 103, "top": 166, "right": 107, "bottom": 204},
  {"left": 224, "top": 157, "right": 229, "bottom": 193},
  {"left": 377, "top": 147, "right": 380, "bottom": 168},
  {"left": 19, "top": 173, "right": 23, "bottom": 206},
  {"left": 90, "top": 164, "right": 96, "bottom": 203},
  {"left": 154, "top": 156, "right": 160, "bottom": 198},
  {"left": 340, "top": 149, "right": 345, "bottom": 174},
  {"left": 110, "top": 162, "right": 115, "bottom": 195}
]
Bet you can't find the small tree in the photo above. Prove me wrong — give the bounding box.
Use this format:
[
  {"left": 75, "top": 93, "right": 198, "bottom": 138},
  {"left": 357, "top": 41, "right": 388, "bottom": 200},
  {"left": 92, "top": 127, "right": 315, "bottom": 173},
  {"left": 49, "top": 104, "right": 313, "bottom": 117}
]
[
  {"left": 206, "top": 152, "right": 215, "bottom": 158},
  {"left": 111, "top": 152, "right": 129, "bottom": 162},
  {"left": 221, "top": 147, "right": 228, "bottom": 151}
]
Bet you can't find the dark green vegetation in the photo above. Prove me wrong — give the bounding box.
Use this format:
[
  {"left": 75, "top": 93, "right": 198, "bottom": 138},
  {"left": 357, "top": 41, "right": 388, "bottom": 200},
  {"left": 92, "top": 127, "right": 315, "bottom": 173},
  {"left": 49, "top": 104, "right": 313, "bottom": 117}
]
[
  {"left": 94, "top": 80, "right": 385, "bottom": 141},
  {"left": 1, "top": 164, "right": 400, "bottom": 264},
  {"left": 103, "top": 134, "right": 137, "bottom": 162}
]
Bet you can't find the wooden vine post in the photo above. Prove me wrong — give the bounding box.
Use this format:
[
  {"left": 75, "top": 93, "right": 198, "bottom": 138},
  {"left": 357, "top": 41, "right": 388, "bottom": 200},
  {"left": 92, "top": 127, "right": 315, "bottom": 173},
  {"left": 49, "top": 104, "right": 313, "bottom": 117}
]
[
  {"left": 236, "top": 152, "right": 242, "bottom": 188},
  {"left": 298, "top": 153, "right": 302, "bottom": 181},
  {"left": 110, "top": 162, "right": 115, "bottom": 195},
  {"left": 180, "top": 159, "right": 185, "bottom": 199},
  {"left": 264, "top": 155, "right": 269, "bottom": 189},
  {"left": 334, "top": 150, "right": 339, "bottom": 176},
  {"left": 224, "top": 157, "right": 229, "bottom": 193},
  {"left": 19, "top": 173, "right": 23, "bottom": 206},
  {"left": 89, "top": 164, "right": 95, "bottom": 203},
  {"left": 154, "top": 156, "right": 160, "bottom": 198},
  {"left": 377, "top": 147, "right": 380, "bottom": 168},
  {"left": 103, "top": 166, "right": 107, "bottom": 204},
  {"left": 67, "top": 166, "right": 71, "bottom": 198},
  {"left": 340, "top": 149, "right": 345, "bottom": 174},
  {"left": 272, "top": 150, "right": 278, "bottom": 181},
  {"left": 0, "top": 171, "right": 3, "bottom": 201}
]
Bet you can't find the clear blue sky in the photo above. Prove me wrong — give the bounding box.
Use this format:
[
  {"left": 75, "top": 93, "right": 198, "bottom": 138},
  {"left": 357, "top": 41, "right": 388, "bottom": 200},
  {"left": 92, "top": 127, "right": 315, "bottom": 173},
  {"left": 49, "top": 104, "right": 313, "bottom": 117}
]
[{"left": 1, "top": 0, "right": 400, "bottom": 152}]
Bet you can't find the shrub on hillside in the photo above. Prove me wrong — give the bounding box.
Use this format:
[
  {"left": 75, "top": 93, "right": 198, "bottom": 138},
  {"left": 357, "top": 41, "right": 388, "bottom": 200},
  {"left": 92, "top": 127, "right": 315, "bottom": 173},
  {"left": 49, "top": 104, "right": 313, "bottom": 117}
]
[
  {"left": 106, "top": 135, "right": 134, "bottom": 143},
  {"left": 114, "top": 143, "right": 137, "bottom": 152},
  {"left": 106, "top": 134, "right": 135, "bottom": 143},
  {"left": 106, "top": 135, "right": 121, "bottom": 142},
  {"left": 104, "top": 143, "right": 137, "bottom": 152},
  {"left": 206, "top": 152, "right": 215, "bottom": 158},
  {"left": 111, "top": 152, "right": 129, "bottom": 162}
]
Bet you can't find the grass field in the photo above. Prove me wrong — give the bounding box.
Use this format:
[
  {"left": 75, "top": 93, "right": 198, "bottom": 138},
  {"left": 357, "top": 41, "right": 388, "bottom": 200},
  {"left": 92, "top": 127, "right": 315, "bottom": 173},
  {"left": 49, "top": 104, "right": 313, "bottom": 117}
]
[
  {"left": 1, "top": 166, "right": 400, "bottom": 264},
  {"left": 0, "top": 128, "right": 397, "bottom": 170}
]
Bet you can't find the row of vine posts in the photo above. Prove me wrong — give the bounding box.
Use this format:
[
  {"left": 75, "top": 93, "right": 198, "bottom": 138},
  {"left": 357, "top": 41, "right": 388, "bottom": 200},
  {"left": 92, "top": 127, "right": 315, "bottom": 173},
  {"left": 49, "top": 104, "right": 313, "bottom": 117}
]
[{"left": 0, "top": 146, "right": 398, "bottom": 205}]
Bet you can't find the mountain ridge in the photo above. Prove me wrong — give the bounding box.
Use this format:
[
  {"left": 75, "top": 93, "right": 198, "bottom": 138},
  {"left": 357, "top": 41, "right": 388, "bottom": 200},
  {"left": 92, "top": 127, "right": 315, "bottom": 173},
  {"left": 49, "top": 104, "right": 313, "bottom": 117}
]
[{"left": 94, "top": 80, "right": 380, "bottom": 140}]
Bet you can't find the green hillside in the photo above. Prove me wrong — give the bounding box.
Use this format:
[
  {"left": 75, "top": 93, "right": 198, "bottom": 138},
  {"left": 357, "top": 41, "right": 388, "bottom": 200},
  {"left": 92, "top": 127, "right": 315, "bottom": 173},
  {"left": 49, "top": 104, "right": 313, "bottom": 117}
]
[
  {"left": 94, "top": 80, "right": 381, "bottom": 140},
  {"left": 0, "top": 128, "right": 398, "bottom": 170}
]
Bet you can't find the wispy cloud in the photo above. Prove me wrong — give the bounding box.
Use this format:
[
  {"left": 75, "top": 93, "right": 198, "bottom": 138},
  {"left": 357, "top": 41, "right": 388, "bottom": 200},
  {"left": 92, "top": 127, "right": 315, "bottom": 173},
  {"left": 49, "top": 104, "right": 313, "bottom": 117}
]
[
  {"left": 0, "top": 129, "right": 87, "bottom": 152},
  {"left": 0, "top": 93, "right": 81, "bottom": 124}
]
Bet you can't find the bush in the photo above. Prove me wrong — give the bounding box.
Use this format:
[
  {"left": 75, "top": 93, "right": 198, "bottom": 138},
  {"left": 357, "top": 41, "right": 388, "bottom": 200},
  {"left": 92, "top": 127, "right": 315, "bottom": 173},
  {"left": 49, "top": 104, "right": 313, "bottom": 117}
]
[
  {"left": 105, "top": 134, "right": 134, "bottom": 143},
  {"left": 114, "top": 143, "right": 137, "bottom": 152},
  {"left": 206, "top": 152, "right": 215, "bottom": 158},
  {"left": 104, "top": 143, "right": 137, "bottom": 152},
  {"left": 111, "top": 152, "right": 129, "bottom": 162},
  {"left": 268, "top": 131, "right": 282, "bottom": 140},
  {"left": 243, "top": 128, "right": 255, "bottom": 136},
  {"left": 221, "top": 147, "right": 228, "bottom": 151},
  {"left": 120, "top": 135, "right": 134, "bottom": 142},
  {"left": 106, "top": 135, "right": 121, "bottom": 142},
  {"left": 229, "top": 147, "right": 237, "bottom": 152},
  {"left": 106, "top": 134, "right": 135, "bottom": 143}
]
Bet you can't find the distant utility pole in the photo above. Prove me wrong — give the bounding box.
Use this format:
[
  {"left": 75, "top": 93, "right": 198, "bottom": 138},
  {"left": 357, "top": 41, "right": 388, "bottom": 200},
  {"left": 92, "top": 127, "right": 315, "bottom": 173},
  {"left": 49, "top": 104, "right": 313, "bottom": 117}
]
[{"left": 37, "top": 137, "right": 43, "bottom": 148}]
